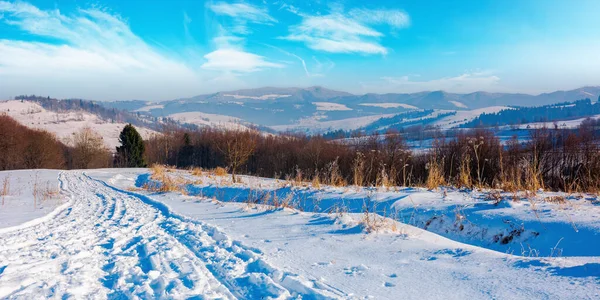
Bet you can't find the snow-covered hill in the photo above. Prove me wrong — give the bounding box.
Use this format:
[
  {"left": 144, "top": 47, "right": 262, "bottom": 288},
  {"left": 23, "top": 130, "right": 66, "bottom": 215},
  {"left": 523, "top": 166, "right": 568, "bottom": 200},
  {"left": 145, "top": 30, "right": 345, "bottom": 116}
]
[
  {"left": 2, "top": 168, "right": 599, "bottom": 299},
  {"left": 0, "top": 100, "right": 157, "bottom": 150},
  {"left": 99, "top": 86, "right": 600, "bottom": 134}
]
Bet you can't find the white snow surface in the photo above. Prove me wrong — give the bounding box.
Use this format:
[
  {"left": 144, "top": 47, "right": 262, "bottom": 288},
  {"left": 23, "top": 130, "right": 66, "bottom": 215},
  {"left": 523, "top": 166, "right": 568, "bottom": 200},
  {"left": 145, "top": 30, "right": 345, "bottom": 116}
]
[
  {"left": 271, "top": 114, "right": 394, "bottom": 133},
  {"left": 168, "top": 111, "right": 250, "bottom": 131},
  {"left": 448, "top": 100, "right": 468, "bottom": 108},
  {"left": 0, "top": 100, "right": 157, "bottom": 150},
  {"left": 223, "top": 94, "right": 292, "bottom": 100},
  {"left": 1, "top": 168, "right": 600, "bottom": 299},
  {"left": 432, "top": 106, "right": 512, "bottom": 129},
  {"left": 0, "top": 170, "right": 63, "bottom": 230},
  {"left": 359, "top": 103, "right": 418, "bottom": 109},
  {"left": 312, "top": 102, "right": 352, "bottom": 111},
  {"left": 133, "top": 104, "right": 165, "bottom": 112}
]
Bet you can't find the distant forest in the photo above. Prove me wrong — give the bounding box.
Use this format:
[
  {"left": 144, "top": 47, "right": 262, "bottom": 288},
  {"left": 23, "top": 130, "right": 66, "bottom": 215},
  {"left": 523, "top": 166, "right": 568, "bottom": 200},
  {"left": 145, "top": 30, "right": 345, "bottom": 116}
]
[{"left": 463, "top": 98, "right": 600, "bottom": 128}]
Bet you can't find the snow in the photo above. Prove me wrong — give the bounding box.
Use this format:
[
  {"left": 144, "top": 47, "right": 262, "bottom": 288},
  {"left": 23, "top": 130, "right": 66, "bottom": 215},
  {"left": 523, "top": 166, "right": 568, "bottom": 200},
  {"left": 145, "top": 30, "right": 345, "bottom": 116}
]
[
  {"left": 448, "top": 100, "right": 468, "bottom": 108},
  {"left": 223, "top": 94, "right": 292, "bottom": 100},
  {"left": 0, "top": 170, "right": 64, "bottom": 230},
  {"left": 506, "top": 114, "right": 600, "bottom": 129},
  {"left": 432, "top": 106, "right": 512, "bottom": 129},
  {"left": 359, "top": 103, "right": 418, "bottom": 109},
  {"left": 2, "top": 168, "right": 600, "bottom": 299},
  {"left": 168, "top": 111, "right": 249, "bottom": 130},
  {"left": 133, "top": 104, "right": 164, "bottom": 112},
  {"left": 313, "top": 102, "right": 352, "bottom": 111},
  {"left": 0, "top": 100, "right": 157, "bottom": 150},
  {"left": 271, "top": 114, "right": 394, "bottom": 133}
]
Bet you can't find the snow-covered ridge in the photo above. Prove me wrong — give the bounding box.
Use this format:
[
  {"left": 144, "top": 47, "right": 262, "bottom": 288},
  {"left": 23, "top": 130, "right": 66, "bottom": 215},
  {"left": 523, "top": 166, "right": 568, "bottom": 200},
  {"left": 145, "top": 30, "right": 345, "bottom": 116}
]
[
  {"left": 271, "top": 114, "right": 394, "bottom": 133},
  {"left": 448, "top": 100, "right": 468, "bottom": 108},
  {"left": 133, "top": 104, "right": 164, "bottom": 112},
  {"left": 168, "top": 111, "right": 249, "bottom": 131},
  {"left": 359, "top": 103, "right": 418, "bottom": 109},
  {"left": 0, "top": 100, "right": 156, "bottom": 149},
  {"left": 222, "top": 94, "right": 291, "bottom": 100},
  {"left": 312, "top": 102, "right": 352, "bottom": 111}
]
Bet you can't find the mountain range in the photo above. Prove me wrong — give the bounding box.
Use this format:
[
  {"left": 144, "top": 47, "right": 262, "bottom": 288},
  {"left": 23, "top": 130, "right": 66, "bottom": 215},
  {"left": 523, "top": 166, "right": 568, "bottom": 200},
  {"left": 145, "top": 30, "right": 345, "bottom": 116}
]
[{"left": 100, "top": 86, "right": 600, "bottom": 132}]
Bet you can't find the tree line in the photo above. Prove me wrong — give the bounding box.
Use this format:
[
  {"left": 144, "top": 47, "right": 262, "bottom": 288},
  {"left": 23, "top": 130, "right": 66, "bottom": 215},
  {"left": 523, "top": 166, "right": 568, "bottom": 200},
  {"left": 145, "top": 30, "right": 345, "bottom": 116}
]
[
  {"left": 144, "top": 118, "right": 600, "bottom": 192},
  {"left": 0, "top": 115, "right": 145, "bottom": 170},
  {"left": 3, "top": 112, "right": 600, "bottom": 192}
]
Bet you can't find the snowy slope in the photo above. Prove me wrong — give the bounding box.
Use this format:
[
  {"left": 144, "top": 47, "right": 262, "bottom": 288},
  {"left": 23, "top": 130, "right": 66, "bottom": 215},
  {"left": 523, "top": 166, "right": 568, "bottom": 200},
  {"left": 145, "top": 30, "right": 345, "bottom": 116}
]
[
  {"left": 168, "top": 111, "right": 250, "bottom": 131},
  {"left": 2, "top": 168, "right": 600, "bottom": 299},
  {"left": 0, "top": 100, "right": 157, "bottom": 150},
  {"left": 432, "top": 106, "right": 512, "bottom": 129},
  {"left": 270, "top": 114, "right": 394, "bottom": 133},
  {"left": 0, "top": 170, "right": 64, "bottom": 230}
]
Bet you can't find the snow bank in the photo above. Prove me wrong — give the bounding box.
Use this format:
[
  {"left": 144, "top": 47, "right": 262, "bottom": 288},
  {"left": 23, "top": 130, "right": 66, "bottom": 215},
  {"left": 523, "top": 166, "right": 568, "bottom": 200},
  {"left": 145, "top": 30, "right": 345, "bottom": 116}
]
[{"left": 0, "top": 170, "right": 64, "bottom": 230}]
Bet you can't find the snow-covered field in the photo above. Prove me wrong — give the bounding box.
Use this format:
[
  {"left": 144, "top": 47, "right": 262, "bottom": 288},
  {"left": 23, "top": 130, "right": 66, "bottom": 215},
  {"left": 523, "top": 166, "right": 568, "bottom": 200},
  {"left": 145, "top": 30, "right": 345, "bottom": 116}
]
[
  {"left": 0, "top": 100, "right": 157, "bottom": 149},
  {"left": 1, "top": 168, "right": 600, "bottom": 299},
  {"left": 271, "top": 114, "right": 395, "bottom": 133},
  {"left": 168, "top": 111, "right": 250, "bottom": 131}
]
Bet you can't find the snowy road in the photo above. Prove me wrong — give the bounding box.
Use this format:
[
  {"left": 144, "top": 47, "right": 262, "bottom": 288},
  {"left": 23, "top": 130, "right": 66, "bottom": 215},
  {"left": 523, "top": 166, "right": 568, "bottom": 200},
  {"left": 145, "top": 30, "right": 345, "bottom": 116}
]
[{"left": 0, "top": 172, "right": 340, "bottom": 299}]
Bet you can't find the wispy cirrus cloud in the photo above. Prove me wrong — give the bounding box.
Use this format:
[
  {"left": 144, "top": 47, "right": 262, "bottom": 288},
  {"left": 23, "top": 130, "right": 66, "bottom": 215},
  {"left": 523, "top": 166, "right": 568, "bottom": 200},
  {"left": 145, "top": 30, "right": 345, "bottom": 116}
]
[
  {"left": 203, "top": 1, "right": 283, "bottom": 74},
  {"left": 283, "top": 8, "right": 410, "bottom": 55},
  {"left": 201, "top": 48, "right": 283, "bottom": 73},
  {"left": 348, "top": 8, "right": 410, "bottom": 29},
  {"left": 0, "top": 1, "right": 200, "bottom": 100},
  {"left": 375, "top": 72, "right": 501, "bottom": 93},
  {"left": 208, "top": 2, "right": 276, "bottom": 24}
]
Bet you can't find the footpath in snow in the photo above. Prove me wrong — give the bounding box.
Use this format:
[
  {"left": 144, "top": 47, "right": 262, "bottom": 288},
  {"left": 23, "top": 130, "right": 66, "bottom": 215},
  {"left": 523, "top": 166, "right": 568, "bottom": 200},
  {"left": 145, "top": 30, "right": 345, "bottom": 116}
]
[{"left": 0, "top": 169, "right": 599, "bottom": 299}]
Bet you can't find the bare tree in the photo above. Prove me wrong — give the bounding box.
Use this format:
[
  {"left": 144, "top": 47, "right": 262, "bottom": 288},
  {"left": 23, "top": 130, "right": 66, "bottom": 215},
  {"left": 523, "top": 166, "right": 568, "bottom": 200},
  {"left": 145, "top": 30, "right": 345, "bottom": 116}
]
[
  {"left": 71, "top": 127, "right": 111, "bottom": 169},
  {"left": 219, "top": 130, "right": 257, "bottom": 182}
]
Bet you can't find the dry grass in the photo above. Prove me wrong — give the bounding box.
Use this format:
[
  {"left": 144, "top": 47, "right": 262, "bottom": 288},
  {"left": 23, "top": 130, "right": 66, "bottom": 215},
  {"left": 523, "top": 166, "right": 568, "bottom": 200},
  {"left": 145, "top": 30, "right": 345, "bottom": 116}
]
[
  {"left": 190, "top": 167, "right": 203, "bottom": 176},
  {"left": 360, "top": 205, "right": 399, "bottom": 234},
  {"left": 544, "top": 195, "right": 567, "bottom": 204},
  {"left": 426, "top": 156, "right": 445, "bottom": 190},
  {"left": 1, "top": 175, "right": 10, "bottom": 206},
  {"left": 311, "top": 172, "right": 321, "bottom": 189},
  {"left": 486, "top": 190, "right": 503, "bottom": 205},
  {"left": 32, "top": 176, "right": 59, "bottom": 207},
  {"left": 458, "top": 154, "right": 472, "bottom": 189},
  {"left": 213, "top": 167, "right": 228, "bottom": 177},
  {"left": 353, "top": 152, "right": 365, "bottom": 187},
  {"left": 146, "top": 164, "right": 189, "bottom": 193}
]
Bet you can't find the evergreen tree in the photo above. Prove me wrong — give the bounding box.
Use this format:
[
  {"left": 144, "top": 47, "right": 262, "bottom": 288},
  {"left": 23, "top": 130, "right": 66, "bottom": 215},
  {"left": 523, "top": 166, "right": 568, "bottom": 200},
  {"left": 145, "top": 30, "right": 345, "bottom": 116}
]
[{"left": 116, "top": 124, "right": 146, "bottom": 167}]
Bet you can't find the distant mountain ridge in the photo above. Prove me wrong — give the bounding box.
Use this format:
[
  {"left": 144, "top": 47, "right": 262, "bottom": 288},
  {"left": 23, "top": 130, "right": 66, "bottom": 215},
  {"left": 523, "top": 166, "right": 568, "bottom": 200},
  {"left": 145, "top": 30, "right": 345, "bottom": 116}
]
[{"left": 97, "top": 86, "right": 600, "bottom": 132}]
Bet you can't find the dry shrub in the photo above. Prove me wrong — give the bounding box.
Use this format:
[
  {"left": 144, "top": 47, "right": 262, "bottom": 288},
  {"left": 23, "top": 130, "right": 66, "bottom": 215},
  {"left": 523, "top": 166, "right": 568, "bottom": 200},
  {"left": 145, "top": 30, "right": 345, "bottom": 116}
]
[
  {"left": 544, "top": 195, "right": 566, "bottom": 204},
  {"left": 147, "top": 164, "right": 186, "bottom": 193},
  {"left": 426, "top": 155, "right": 445, "bottom": 190},
  {"left": 311, "top": 172, "right": 321, "bottom": 189},
  {"left": 458, "top": 154, "right": 472, "bottom": 188},
  {"left": 326, "top": 158, "right": 346, "bottom": 187},
  {"left": 353, "top": 152, "right": 365, "bottom": 186},
  {"left": 486, "top": 190, "right": 503, "bottom": 205},
  {"left": 214, "top": 167, "right": 228, "bottom": 177},
  {"left": 361, "top": 205, "right": 397, "bottom": 234},
  {"left": 190, "top": 167, "right": 203, "bottom": 176}
]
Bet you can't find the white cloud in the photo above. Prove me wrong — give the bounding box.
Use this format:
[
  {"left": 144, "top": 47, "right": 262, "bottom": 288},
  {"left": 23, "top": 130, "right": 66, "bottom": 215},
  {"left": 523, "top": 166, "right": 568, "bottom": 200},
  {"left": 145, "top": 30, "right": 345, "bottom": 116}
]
[
  {"left": 208, "top": 2, "right": 276, "bottom": 24},
  {"left": 375, "top": 72, "right": 501, "bottom": 93},
  {"left": 0, "top": 1, "right": 200, "bottom": 101},
  {"left": 201, "top": 48, "right": 284, "bottom": 73},
  {"left": 204, "top": 2, "right": 282, "bottom": 75},
  {"left": 283, "top": 8, "right": 409, "bottom": 55},
  {"left": 348, "top": 8, "right": 410, "bottom": 29}
]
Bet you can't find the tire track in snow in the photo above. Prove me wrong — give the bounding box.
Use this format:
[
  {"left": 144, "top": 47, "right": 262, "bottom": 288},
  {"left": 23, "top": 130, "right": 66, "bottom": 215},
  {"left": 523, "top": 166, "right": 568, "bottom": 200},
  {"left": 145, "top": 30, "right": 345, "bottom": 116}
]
[
  {"left": 0, "top": 172, "right": 343, "bottom": 299},
  {"left": 89, "top": 173, "right": 346, "bottom": 299}
]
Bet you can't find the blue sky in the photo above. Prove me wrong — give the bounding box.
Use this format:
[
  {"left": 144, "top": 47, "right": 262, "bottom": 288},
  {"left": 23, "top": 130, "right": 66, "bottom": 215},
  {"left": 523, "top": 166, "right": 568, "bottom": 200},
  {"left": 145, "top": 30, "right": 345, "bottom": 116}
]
[{"left": 1, "top": 0, "right": 599, "bottom": 101}]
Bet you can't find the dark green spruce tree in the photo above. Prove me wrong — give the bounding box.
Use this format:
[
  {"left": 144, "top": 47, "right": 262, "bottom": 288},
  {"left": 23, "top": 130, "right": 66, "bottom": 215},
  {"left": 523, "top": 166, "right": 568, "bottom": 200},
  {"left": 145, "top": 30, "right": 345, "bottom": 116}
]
[{"left": 116, "top": 124, "right": 146, "bottom": 167}]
